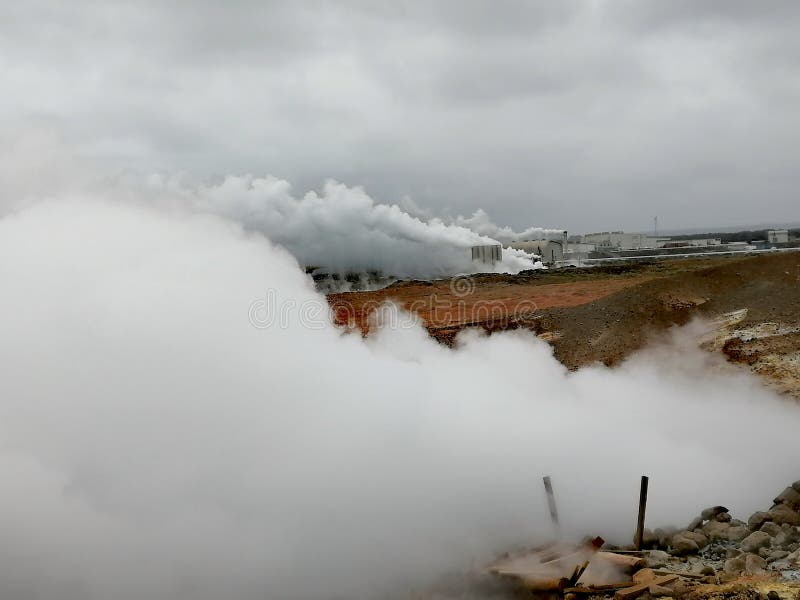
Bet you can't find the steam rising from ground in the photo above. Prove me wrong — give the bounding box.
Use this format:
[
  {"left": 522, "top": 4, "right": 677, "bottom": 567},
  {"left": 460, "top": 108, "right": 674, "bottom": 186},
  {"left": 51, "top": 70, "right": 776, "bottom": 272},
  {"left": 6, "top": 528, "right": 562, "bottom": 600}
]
[{"left": 1, "top": 193, "right": 799, "bottom": 600}]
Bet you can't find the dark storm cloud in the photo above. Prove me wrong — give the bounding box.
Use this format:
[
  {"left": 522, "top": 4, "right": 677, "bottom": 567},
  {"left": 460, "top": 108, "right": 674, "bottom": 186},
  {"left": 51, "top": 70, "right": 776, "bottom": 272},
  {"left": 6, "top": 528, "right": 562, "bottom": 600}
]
[{"left": 2, "top": 0, "right": 799, "bottom": 232}]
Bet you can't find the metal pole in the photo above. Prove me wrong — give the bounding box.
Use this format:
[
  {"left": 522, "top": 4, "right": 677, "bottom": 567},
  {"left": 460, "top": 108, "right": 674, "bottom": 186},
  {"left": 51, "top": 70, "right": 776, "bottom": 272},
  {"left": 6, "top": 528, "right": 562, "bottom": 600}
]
[
  {"left": 635, "top": 475, "right": 649, "bottom": 550},
  {"left": 543, "top": 475, "right": 559, "bottom": 529}
]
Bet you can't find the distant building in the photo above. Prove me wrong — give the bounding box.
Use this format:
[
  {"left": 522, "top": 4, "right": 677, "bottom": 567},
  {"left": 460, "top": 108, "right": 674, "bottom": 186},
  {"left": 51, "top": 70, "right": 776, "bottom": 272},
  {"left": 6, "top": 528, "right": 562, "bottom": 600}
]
[
  {"left": 581, "top": 231, "right": 659, "bottom": 250},
  {"left": 508, "top": 240, "right": 564, "bottom": 264},
  {"left": 660, "top": 238, "right": 722, "bottom": 248},
  {"left": 471, "top": 244, "right": 502, "bottom": 265},
  {"left": 768, "top": 229, "right": 789, "bottom": 244}
]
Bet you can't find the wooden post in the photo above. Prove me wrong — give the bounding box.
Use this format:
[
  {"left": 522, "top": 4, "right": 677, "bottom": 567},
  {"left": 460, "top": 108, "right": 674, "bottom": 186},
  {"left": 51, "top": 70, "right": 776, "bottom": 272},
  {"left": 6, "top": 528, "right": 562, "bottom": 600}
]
[
  {"left": 635, "top": 475, "right": 649, "bottom": 550},
  {"left": 543, "top": 475, "right": 559, "bottom": 528}
]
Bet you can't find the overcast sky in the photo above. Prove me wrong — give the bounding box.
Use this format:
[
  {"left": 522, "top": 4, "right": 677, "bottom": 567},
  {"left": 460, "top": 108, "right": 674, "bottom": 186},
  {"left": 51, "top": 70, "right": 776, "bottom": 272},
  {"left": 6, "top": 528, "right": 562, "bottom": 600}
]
[{"left": 2, "top": 0, "right": 799, "bottom": 233}]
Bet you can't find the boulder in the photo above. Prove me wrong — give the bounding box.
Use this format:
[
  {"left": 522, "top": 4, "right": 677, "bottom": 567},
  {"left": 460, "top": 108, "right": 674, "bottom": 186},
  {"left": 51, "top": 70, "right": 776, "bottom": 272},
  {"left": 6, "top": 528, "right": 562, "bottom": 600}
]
[
  {"left": 727, "top": 525, "right": 750, "bottom": 542},
  {"left": 760, "top": 522, "right": 781, "bottom": 537},
  {"left": 646, "top": 550, "right": 670, "bottom": 569},
  {"left": 741, "top": 531, "right": 772, "bottom": 554},
  {"left": 744, "top": 553, "right": 767, "bottom": 574},
  {"left": 671, "top": 533, "right": 700, "bottom": 556},
  {"left": 748, "top": 511, "right": 772, "bottom": 529},
  {"left": 699, "top": 566, "right": 716, "bottom": 576},
  {"left": 774, "top": 527, "right": 800, "bottom": 548},
  {"left": 723, "top": 556, "right": 746, "bottom": 574},
  {"left": 683, "top": 530, "right": 709, "bottom": 548},
  {"left": 726, "top": 548, "right": 743, "bottom": 559},
  {"left": 786, "top": 548, "right": 800, "bottom": 567},
  {"left": 715, "top": 512, "right": 732, "bottom": 523},
  {"left": 702, "top": 520, "right": 748, "bottom": 542},
  {"left": 703, "top": 521, "right": 730, "bottom": 540},
  {"left": 774, "top": 487, "right": 800, "bottom": 509},
  {"left": 767, "top": 550, "right": 790, "bottom": 563},
  {"left": 701, "top": 506, "right": 729, "bottom": 521},
  {"left": 767, "top": 592, "right": 781, "bottom": 600},
  {"left": 767, "top": 504, "right": 800, "bottom": 526}
]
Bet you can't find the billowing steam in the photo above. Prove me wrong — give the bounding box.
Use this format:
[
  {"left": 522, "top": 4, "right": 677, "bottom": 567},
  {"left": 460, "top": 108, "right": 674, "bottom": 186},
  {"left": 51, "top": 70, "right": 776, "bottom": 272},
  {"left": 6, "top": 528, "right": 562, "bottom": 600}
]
[
  {"left": 0, "top": 188, "right": 798, "bottom": 600},
  {"left": 126, "top": 172, "right": 549, "bottom": 278}
]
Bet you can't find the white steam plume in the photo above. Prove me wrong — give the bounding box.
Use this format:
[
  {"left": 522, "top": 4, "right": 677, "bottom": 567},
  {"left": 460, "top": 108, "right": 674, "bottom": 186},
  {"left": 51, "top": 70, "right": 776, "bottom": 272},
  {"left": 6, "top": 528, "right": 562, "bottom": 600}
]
[
  {"left": 0, "top": 190, "right": 799, "bottom": 600},
  {"left": 454, "top": 208, "right": 566, "bottom": 244},
  {"left": 129, "top": 172, "right": 543, "bottom": 278}
]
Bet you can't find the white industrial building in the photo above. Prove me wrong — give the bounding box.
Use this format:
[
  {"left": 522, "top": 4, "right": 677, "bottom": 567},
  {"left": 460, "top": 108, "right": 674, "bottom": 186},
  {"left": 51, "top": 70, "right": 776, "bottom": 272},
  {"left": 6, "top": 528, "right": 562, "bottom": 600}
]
[
  {"left": 768, "top": 229, "right": 789, "bottom": 244},
  {"left": 582, "top": 231, "right": 660, "bottom": 250}
]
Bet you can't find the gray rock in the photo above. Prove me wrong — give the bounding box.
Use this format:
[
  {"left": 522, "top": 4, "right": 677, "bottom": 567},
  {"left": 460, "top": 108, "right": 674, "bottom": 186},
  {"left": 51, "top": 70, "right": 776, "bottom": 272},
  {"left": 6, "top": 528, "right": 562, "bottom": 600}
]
[
  {"left": 684, "top": 530, "right": 709, "bottom": 548},
  {"left": 701, "top": 506, "right": 729, "bottom": 521},
  {"left": 724, "top": 556, "right": 746, "bottom": 574},
  {"left": 786, "top": 548, "right": 800, "bottom": 567},
  {"left": 646, "top": 550, "right": 670, "bottom": 569},
  {"left": 748, "top": 511, "right": 772, "bottom": 529},
  {"left": 767, "top": 550, "right": 790, "bottom": 563},
  {"left": 767, "top": 504, "right": 800, "bottom": 526},
  {"left": 727, "top": 525, "right": 750, "bottom": 542},
  {"left": 715, "top": 512, "right": 732, "bottom": 523},
  {"left": 741, "top": 531, "right": 772, "bottom": 553},
  {"left": 703, "top": 521, "right": 731, "bottom": 540},
  {"left": 774, "top": 487, "right": 800, "bottom": 509},
  {"left": 744, "top": 553, "right": 767, "bottom": 574},
  {"left": 760, "top": 522, "right": 781, "bottom": 537},
  {"left": 774, "top": 527, "right": 800, "bottom": 548},
  {"left": 671, "top": 533, "right": 700, "bottom": 556}
]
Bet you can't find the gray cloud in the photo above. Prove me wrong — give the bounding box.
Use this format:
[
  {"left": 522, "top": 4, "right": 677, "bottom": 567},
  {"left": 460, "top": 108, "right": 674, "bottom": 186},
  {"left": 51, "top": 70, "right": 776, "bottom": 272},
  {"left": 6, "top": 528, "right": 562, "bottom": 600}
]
[{"left": 2, "top": 0, "right": 799, "bottom": 232}]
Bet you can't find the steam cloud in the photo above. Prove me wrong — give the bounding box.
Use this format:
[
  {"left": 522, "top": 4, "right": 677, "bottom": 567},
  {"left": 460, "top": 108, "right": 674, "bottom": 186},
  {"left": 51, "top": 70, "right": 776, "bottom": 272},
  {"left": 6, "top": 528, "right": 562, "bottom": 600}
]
[
  {"left": 1, "top": 186, "right": 799, "bottom": 599},
  {"left": 128, "top": 172, "right": 552, "bottom": 278}
]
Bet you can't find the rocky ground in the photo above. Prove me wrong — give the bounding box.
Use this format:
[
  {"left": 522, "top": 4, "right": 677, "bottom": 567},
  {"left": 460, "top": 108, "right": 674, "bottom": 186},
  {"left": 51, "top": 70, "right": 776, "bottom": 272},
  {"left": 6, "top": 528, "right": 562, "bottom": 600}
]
[{"left": 635, "top": 481, "right": 800, "bottom": 579}]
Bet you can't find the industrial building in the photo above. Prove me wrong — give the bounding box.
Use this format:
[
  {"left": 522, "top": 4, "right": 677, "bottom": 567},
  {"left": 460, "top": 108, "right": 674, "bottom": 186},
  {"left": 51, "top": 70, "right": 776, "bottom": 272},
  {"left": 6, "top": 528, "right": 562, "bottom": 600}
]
[
  {"left": 581, "top": 231, "right": 660, "bottom": 250},
  {"left": 768, "top": 229, "right": 790, "bottom": 244},
  {"left": 508, "top": 240, "right": 564, "bottom": 264},
  {"left": 471, "top": 244, "right": 503, "bottom": 265}
]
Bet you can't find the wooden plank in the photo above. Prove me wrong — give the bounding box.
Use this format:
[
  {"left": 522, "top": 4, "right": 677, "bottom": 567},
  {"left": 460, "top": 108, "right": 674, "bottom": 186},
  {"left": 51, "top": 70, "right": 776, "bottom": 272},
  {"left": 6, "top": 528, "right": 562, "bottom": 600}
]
[
  {"left": 651, "top": 569, "right": 706, "bottom": 580},
  {"left": 565, "top": 583, "right": 635, "bottom": 593},
  {"left": 596, "top": 552, "right": 647, "bottom": 569},
  {"left": 615, "top": 575, "right": 678, "bottom": 600}
]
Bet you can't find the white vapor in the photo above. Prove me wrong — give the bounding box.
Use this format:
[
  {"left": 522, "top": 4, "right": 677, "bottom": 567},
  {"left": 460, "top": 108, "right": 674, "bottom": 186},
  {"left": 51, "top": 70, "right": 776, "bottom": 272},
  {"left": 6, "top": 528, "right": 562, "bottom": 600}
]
[
  {"left": 0, "top": 185, "right": 799, "bottom": 599},
  {"left": 454, "top": 208, "right": 566, "bottom": 244},
  {"left": 129, "top": 172, "right": 543, "bottom": 279}
]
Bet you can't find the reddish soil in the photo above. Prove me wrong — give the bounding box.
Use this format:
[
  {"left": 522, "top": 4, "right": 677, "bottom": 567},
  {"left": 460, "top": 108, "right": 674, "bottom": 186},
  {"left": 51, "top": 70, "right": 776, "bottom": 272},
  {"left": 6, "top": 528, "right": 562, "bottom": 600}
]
[
  {"left": 328, "top": 276, "right": 651, "bottom": 333},
  {"left": 328, "top": 253, "right": 800, "bottom": 396}
]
